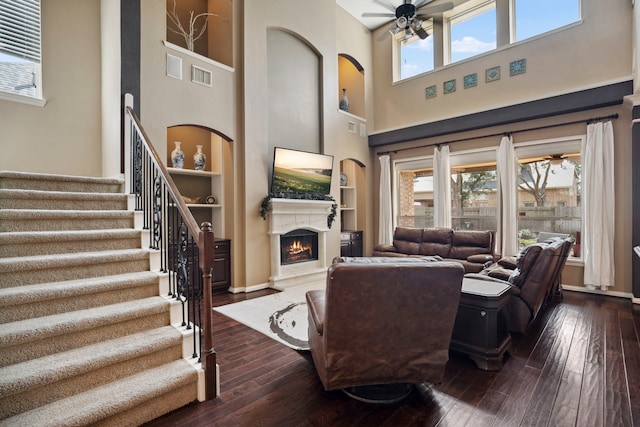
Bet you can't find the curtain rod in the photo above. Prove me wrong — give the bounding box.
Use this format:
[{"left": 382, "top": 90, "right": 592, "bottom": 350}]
[{"left": 376, "top": 113, "right": 619, "bottom": 156}]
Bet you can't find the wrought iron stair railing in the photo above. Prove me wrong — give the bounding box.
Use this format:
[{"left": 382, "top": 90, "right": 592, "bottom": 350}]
[{"left": 125, "top": 105, "right": 217, "bottom": 400}]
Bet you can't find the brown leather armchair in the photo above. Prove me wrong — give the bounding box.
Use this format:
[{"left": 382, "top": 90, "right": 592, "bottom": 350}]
[
  {"left": 468, "top": 237, "right": 574, "bottom": 333},
  {"left": 306, "top": 257, "right": 465, "bottom": 397}
]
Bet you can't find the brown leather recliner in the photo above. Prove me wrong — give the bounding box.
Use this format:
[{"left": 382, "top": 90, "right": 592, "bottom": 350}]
[
  {"left": 306, "top": 257, "right": 465, "bottom": 392},
  {"left": 468, "top": 237, "right": 574, "bottom": 333}
]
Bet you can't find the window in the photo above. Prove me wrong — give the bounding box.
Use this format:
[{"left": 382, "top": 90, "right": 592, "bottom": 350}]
[
  {"left": 0, "top": 0, "right": 42, "bottom": 99},
  {"left": 450, "top": 152, "right": 498, "bottom": 231},
  {"left": 515, "top": 137, "right": 583, "bottom": 256},
  {"left": 447, "top": 1, "right": 496, "bottom": 64},
  {"left": 395, "top": 158, "right": 434, "bottom": 228},
  {"left": 398, "top": 22, "right": 434, "bottom": 80},
  {"left": 514, "top": 0, "right": 580, "bottom": 42},
  {"left": 393, "top": 0, "right": 581, "bottom": 82}
]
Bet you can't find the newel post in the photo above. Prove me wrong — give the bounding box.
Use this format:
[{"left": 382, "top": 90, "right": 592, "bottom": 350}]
[{"left": 198, "top": 222, "right": 217, "bottom": 400}]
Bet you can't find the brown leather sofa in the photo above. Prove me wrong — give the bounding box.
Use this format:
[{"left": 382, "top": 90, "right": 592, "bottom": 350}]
[
  {"left": 306, "top": 257, "right": 465, "bottom": 393},
  {"left": 372, "top": 227, "right": 496, "bottom": 273},
  {"left": 467, "top": 237, "right": 574, "bottom": 333}
]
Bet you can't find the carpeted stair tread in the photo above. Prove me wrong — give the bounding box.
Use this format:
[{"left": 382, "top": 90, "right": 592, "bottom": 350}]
[
  {"left": 0, "top": 359, "right": 197, "bottom": 427},
  {"left": 0, "top": 189, "right": 128, "bottom": 210},
  {"left": 0, "top": 229, "right": 141, "bottom": 245},
  {"left": 0, "top": 171, "right": 124, "bottom": 193},
  {"left": 0, "top": 209, "right": 134, "bottom": 232},
  {"left": 0, "top": 326, "right": 182, "bottom": 399},
  {"left": 0, "top": 248, "right": 150, "bottom": 273},
  {"left": 0, "top": 229, "right": 142, "bottom": 258},
  {"left": 0, "top": 297, "right": 170, "bottom": 349},
  {"left": 0, "top": 248, "right": 151, "bottom": 287},
  {"left": 0, "top": 272, "right": 160, "bottom": 323}
]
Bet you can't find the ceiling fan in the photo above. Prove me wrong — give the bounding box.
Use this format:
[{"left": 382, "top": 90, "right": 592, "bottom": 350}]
[{"left": 362, "top": 0, "right": 454, "bottom": 41}]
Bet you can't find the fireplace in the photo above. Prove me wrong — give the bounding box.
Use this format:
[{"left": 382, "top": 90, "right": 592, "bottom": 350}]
[
  {"left": 268, "top": 198, "right": 333, "bottom": 290},
  {"left": 280, "top": 229, "right": 318, "bottom": 265}
]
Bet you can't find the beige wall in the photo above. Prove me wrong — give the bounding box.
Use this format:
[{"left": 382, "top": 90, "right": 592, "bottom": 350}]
[
  {"left": 0, "top": 0, "right": 103, "bottom": 176},
  {"left": 240, "top": 1, "right": 373, "bottom": 290},
  {"left": 371, "top": 1, "right": 633, "bottom": 133}
]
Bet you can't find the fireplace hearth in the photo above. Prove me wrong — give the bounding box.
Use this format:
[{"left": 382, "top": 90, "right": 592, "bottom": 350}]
[{"left": 281, "top": 229, "right": 318, "bottom": 265}]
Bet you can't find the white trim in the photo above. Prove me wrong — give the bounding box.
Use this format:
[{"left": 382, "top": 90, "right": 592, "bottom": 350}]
[
  {"left": 163, "top": 41, "right": 235, "bottom": 73},
  {"left": 0, "top": 90, "right": 46, "bottom": 106},
  {"left": 337, "top": 109, "right": 367, "bottom": 122},
  {"left": 563, "top": 285, "right": 634, "bottom": 301}
]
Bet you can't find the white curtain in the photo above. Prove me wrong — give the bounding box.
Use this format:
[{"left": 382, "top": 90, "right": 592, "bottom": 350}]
[
  {"left": 433, "top": 145, "right": 451, "bottom": 228},
  {"left": 497, "top": 135, "right": 518, "bottom": 257},
  {"left": 378, "top": 155, "right": 393, "bottom": 245},
  {"left": 582, "top": 121, "right": 615, "bottom": 290}
]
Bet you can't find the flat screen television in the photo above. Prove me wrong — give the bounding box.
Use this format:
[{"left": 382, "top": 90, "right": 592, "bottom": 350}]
[{"left": 270, "top": 147, "right": 334, "bottom": 196}]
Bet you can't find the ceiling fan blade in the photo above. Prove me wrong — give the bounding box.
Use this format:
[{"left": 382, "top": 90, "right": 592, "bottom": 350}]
[
  {"left": 417, "top": 1, "right": 454, "bottom": 14},
  {"left": 362, "top": 12, "right": 396, "bottom": 18},
  {"left": 413, "top": 0, "right": 435, "bottom": 9},
  {"left": 372, "top": 0, "right": 398, "bottom": 13}
]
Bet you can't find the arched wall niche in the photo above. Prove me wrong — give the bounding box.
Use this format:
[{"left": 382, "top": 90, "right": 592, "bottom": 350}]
[
  {"left": 266, "top": 27, "right": 323, "bottom": 161},
  {"left": 338, "top": 53, "right": 365, "bottom": 119},
  {"left": 166, "top": 124, "right": 233, "bottom": 240},
  {"left": 340, "top": 158, "right": 367, "bottom": 236}
]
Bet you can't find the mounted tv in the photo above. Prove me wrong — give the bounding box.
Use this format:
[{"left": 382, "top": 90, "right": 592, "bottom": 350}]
[{"left": 271, "top": 147, "right": 334, "bottom": 196}]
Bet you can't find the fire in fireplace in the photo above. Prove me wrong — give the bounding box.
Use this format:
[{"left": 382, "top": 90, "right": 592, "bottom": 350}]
[{"left": 280, "top": 229, "right": 318, "bottom": 265}]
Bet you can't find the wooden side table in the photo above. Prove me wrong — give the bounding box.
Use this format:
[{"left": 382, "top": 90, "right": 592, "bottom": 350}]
[{"left": 450, "top": 277, "right": 512, "bottom": 371}]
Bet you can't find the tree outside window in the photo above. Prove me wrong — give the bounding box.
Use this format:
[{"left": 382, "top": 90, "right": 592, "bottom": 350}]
[
  {"left": 450, "top": 163, "right": 497, "bottom": 231},
  {"left": 516, "top": 153, "right": 581, "bottom": 254}
]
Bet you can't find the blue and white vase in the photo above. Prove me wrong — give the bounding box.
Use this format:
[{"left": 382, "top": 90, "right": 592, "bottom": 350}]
[
  {"left": 339, "top": 88, "right": 350, "bottom": 112},
  {"left": 171, "top": 141, "right": 184, "bottom": 169},
  {"left": 194, "top": 145, "right": 206, "bottom": 170}
]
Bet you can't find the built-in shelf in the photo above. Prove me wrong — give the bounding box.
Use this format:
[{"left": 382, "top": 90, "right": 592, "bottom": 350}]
[
  {"left": 167, "top": 126, "right": 226, "bottom": 238},
  {"left": 167, "top": 167, "right": 221, "bottom": 177}
]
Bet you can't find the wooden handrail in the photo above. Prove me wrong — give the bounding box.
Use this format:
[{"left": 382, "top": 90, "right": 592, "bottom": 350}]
[
  {"left": 126, "top": 106, "right": 200, "bottom": 239},
  {"left": 125, "top": 106, "right": 217, "bottom": 401}
]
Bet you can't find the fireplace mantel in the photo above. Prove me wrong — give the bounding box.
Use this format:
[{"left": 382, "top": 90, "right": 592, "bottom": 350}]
[
  {"left": 268, "top": 198, "right": 333, "bottom": 235},
  {"left": 267, "top": 198, "right": 334, "bottom": 290}
]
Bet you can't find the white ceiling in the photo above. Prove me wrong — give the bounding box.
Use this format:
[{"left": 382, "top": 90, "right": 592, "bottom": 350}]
[{"left": 335, "top": 0, "right": 396, "bottom": 30}]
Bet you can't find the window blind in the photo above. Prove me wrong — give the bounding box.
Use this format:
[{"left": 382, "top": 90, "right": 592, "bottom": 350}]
[{"left": 0, "top": 0, "right": 41, "bottom": 62}]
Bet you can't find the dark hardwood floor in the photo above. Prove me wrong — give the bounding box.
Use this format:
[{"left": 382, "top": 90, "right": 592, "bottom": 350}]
[{"left": 144, "top": 289, "right": 640, "bottom": 426}]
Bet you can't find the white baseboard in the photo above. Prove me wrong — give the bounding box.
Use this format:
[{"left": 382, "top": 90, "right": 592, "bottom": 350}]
[{"left": 562, "top": 284, "right": 635, "bottom": 302}]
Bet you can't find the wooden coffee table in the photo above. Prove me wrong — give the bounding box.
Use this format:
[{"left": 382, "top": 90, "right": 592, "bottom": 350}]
[{"left": 450, "top": 277, "right": 512, "bottom": 371}]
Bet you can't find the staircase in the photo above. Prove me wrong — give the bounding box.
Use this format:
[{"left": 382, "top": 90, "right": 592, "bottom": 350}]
[{"left": 0, "top": 171, "right": 201, "bottom": 426}]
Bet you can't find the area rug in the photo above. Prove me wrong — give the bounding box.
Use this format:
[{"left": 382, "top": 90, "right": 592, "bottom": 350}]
[{"left": 214, "top": 282, "right": 323, "bottom": 351}]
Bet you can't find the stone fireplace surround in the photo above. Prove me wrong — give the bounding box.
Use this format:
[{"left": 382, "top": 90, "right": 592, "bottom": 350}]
[{"left": 268, "top": 198, "right": 334, "bottom": 290}]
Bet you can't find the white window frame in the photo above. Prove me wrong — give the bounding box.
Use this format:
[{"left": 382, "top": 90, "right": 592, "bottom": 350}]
[
  {"left": 393, "top": 20, "right": 434, "bottom": 82},
  {"left": 393, "top": 156, "right": 434, "bottom": 230},
  {"left": 0, "top": 0, "right": 44, "bottom": 104},
  {"left": 449, "top": 147, "right": 499, "bottom": 231},
  {"left": 514, "top": 135, "right": 585, "bottom": 261},
  {"left": 443, "top": 0, "right": 496, "bottom": 65}
]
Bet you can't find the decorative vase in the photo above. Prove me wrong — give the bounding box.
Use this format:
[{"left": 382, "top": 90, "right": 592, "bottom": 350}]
[
  {"left": 339, "top": 88, "right": 350, "bottom": 112},
  {"left": 171, "top": 141, "right": 184, "bottom": 169},
  {"left": 194, "top": 145, "right": 206, "bottom": 170}
]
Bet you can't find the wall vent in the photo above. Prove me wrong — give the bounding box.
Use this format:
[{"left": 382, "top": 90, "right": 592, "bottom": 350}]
[
  {"left": 166, "top": 54, "right": 182, "bottom": 79},
  {"left": 348, "top": 121, "right": 357, "bottom": 133},
  {"left": 192, "top": 65, "right": 212, "bottom": 87}
]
